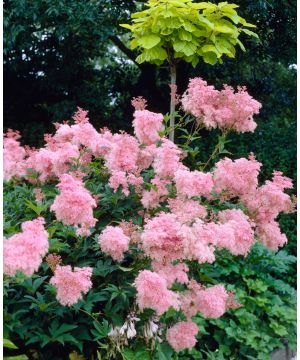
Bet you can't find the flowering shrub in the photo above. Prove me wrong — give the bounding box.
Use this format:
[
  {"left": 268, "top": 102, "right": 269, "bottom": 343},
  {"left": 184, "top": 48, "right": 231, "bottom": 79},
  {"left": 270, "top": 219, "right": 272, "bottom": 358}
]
[{"left": 3, "top": 78, "right": 295, "bottom": 359}]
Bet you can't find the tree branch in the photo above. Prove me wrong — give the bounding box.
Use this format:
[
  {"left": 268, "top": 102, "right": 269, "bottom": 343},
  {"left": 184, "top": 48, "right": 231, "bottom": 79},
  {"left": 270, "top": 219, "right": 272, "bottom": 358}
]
[{"left": 109, "top": 35, "right": 139, "bottom": 66}]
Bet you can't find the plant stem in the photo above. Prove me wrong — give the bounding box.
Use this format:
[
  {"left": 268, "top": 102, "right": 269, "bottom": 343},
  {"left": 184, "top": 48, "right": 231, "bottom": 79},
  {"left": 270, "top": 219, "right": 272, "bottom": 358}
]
[
  {"left": 169, "top": 62, "right": 177, "bottom": 142},
  {"left": 202, "top": 131, "right": 228, "bottom": 171}
]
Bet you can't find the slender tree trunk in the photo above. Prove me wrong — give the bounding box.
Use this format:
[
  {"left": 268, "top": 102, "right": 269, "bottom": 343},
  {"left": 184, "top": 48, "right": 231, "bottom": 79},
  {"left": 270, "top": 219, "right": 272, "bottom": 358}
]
[{"left": 169, "top": 62, "right": 177, "bottom": 142}]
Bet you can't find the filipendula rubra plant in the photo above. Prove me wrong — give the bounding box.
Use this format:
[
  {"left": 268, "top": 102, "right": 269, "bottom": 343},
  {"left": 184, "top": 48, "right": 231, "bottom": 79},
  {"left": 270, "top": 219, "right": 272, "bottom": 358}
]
[{"left": 3, "top": 79, "right": 295, "bottom": 359}]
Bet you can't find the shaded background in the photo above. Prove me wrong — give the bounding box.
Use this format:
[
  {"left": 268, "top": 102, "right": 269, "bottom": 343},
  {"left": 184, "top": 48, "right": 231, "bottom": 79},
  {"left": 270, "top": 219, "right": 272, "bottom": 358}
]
[{"left": 4, "top": 0, "right": 296, "bottom": 251}]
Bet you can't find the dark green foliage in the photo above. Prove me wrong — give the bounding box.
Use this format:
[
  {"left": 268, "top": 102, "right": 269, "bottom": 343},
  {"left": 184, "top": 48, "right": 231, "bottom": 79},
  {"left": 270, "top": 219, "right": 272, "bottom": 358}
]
[
  {"left": 181, "top": 244, "right": 297, "bottom": 359},
  {"left": 3, "top": 178, "right": 142, "bottom": 359},
  {"left": 4, "top": 153, "right": 296, "bottom": 359}
]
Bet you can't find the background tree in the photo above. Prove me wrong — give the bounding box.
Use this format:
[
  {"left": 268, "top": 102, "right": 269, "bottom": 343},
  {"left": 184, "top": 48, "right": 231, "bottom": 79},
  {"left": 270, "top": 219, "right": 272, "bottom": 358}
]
[{"left": 4, "top": 0, "right": 296, "bottom": 143}]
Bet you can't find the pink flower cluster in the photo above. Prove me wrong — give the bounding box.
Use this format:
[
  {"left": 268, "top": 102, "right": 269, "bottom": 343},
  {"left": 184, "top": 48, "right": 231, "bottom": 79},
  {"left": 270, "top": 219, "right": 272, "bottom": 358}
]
[
  {"left": 50, "top": 174, "right": 97, "bottom": 236},
  {"left": 27, "top": 139, "right": 80, "bottom": 182},
  {"left": 50, "top": 265, "right": 93, "bottom": 306},
  {"left": 180, "top": 281, "right": 230, "bottom": 320},
  {"left": 99, "top": 226, "right": 130, "bottom": 262},
  {"left": 3, "top": 77, "right": 294, "bottom": 353},
  {"left": 133, "top": 110, "right": 163, "bottom": 145},
  {"left": 175, "top": 169, "right": 214, "bottom": 198},
  {"left": 213, "top": 155, "right": 262, "bottom": 197},
  {"left": 4, "top": 218, "right": 48, "bottom": 276},
  {"left": 141, "top": 213, "right": 183, "bottom": 262},
  {"left": 241, "top": 170, "right": 294, "bottom": 250},
  {"left": 134, "top": 270, "right": 179, "bottom": 315},
  {"left": 167, "top": 321, "right": 199, "bottom": 352},
  {"left": 182, "top": 78, "right": 262, "bottom": 133},
  {"left": 3, "top": 130, "right": 27, "bottom": 181}
]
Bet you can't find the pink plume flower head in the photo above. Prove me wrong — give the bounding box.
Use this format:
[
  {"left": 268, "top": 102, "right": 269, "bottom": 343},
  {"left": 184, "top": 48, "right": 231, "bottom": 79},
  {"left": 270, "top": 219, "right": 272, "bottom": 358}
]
[
  {"left": 166, "top": 321, "right": 199, "bottom": 352},
  {"left": 181, "top": 78, "right": 219, "bottom": 120},
  {"left": 244, "top": 172, "right": 294, "bottom": 223},
  {"left": 50, "top": 174, "right": 97, "bottom": 234},
  {"left": 131, "top": 96, "right": 148, "bottom": 111},
  {"left": 214, "top": 85, "right": 261, "bottom": 133},
  {"left": 72, "top": 107, "right": 89, "bottom": 124},
  {"left": 134, "top": 270, "right": 179, "bottom": 315},
  {"left": 109, "top": 170, "right": 130, "bottom": 196},
  {"left": 136, "top": 144, "right": 156, "bottom": 171},
  {"left": 33, "top": 188, "right": 44, "bottom": 203},
  {"left": 168, "top": 198, "right": 207, "bottom": 224},
  {"left": 4, "top": 218, "right": 49, "bottom": 276},
  {"left": 175, "top": 169, "right": 214, "bottom": 198},
  {"left": 27, "top": 142, "right": 80, "bottom": 182},
  {"left": 181, "top": 78, "right": 261, "bottom": 133},
  {"left": 109, "top": 171, "right": 144, "bottom": 197},
  {"left": 216, "top": 209, "right": 255, "bottom": 256},
  {"left": 26, "top": 148, "right": 55, "bottom": 182},
  {"left": 141, "top": 212, "right": 183, "bottom": 262},
  {"left": 99, "top": 226, "right": 130, "bottom": 262},
  {"left": 133, "top": 110, "right": 163, "bottom": 145},
  {"left": 153, "top": 139, "right": 183, "bottom": 178},
  {"left": 180, "top": 222, "right": 216, "bottom": 264},
  {"left": 271, "top": 171, "right": 293, "bottom": 190},
  {"left": 152, "top": 261, "right": 189, "bottom": 288},
  {"left": 4, "top": 129, "right": 27, "bottom": 181},
  {"left": 105, "top": 133, "right": 140, "bottom": 172},
  {"left": 51, "top": 143, "right": 80, "bottom": 176},
  {"left": 213, "top": 156, "right": 262, "bottom": 197},
  {"left": 256, "top": 220, "right": 288, "bottom": 251},
  {"left": 141, "top": 177, "right": 170, "bottom": 209},
  {"left": 52, "top": 123, "right": 74, "bottom": 144},
  {"left": 196, "top": 284, "right": 229, "bottom": 318},
  {"left": 50, "top": 265, "right": 93, "bottom": 306}
]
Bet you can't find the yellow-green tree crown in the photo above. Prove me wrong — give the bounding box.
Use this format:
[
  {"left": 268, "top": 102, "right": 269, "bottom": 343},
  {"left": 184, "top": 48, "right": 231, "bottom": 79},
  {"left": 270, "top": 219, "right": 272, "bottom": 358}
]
[{"left": 120, "top": 0, "right": 258, "bottom": 66}]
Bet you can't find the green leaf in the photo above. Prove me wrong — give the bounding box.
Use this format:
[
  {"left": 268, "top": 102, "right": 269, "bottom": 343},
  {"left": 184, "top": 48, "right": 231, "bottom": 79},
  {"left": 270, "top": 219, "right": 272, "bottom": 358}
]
[
  {"left": 119, "top": 24, "right": 132, "bottom": 30},
  {"left": 242, "top": 28, "right": 259, "bottom": 38},
  {"left": 155, "top": 342, "right": 174, "bottom": 360},
  {"left": 203, "top": 51, "right": 218, "bottom": 64},
  {"left": 182, "top": 21, "right": 197, "bottom": 32},
  {"left": 178, "top": 29, "right": 193, "bottom": 41},
  {"left": 48, "top": 320, "right": 78, "bottom": 338},
  {"left": 3, "top": 339, "right": 18, "bottom": 349},
  {"left": 91, "top": 320, "right": 110, "bottom": 340},
  {"left": 236, "top": 38, "right": 246, "bottom": 51},
  {"left": 122, "top": 348, "right": 151, "bottom": 360},
  {"left": 181, "top": 42, "right": 197, "bottom": 56},
  {"left": 25, "top": 200, "right": 47, "bottom": 215},
  {"left": 137, "top": 34, "right": 161, "bottom": 49},
  {"left": 215, "top": 25, "right": 235, "bottom": 34},
  {"left": 202, "top": 44, "right": 221, "bottom": 57},
  {"left": 270, "top": 321, "right": 288, "bottom": 336},
  {"left": 192, "top": 2, "right": 216, "bottom": 10},
  {"left": 131, "top": 11, "right": 148, "bottom": 19}
]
